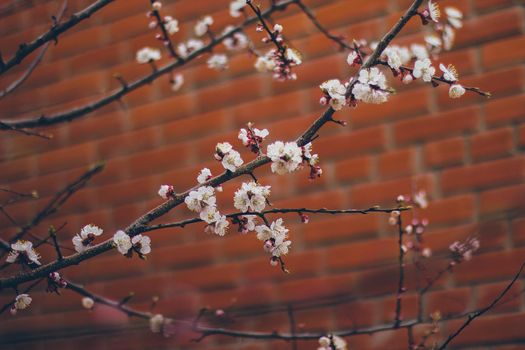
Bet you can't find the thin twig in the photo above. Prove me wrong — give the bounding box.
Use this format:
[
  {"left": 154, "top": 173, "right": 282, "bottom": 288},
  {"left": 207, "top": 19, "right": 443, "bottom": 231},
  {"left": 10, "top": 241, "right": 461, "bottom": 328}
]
[
  {"left": 394, "top": 213, "right": 405, "bottom": 327},
  {"left": 0, "top": 1, "right": 68, "bottom": 99},
  {"left": 0, "top": 0, "right": 296, "bottom": 131},
  {"left": 436, "top": 261, "right": 525, "bottom": 350},
  {"left": 0, "top": 0, "right": 113, "bottom": 75}
]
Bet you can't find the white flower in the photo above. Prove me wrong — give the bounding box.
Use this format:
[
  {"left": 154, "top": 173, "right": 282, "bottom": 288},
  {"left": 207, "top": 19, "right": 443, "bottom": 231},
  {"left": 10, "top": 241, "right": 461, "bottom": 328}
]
[
  {"left": 427, "top": 0, "right": 441, "bottom": 22},
  {"left": 222, "top": 26, "right": 248, "bottom": 51},
  {"left": 352, "top": 67, "right": 389, "bottom": 104},
  {"left": 131, "top": 235, "right": 151, "bottom": 255},
  {"left": 150, "top": 314, "right": 165, "bottom": 333},
  {"left": 267, "top": 141, "right": 303, "bottom": 175},
  {"left": 439, "top": 63, "right": 458, "bottom": 82},
  {"left": 234, "top": 181, "right": 271, "bottom": 213},
  {"left": 215, "top": 142, "right": 233, "bottom": 158},
  {"left": 177, "top": 39, "right": 204, "bottom": 58},
  {"left": 346, "top": 51, "right": 359, "bottom": 66},
  {"left": 396, "top": 46, "right": 412, "bottom": 64},
  {"left": 238, "top": 127, "right": 269, "bottom": 146},
  {"left": 383, "top": 47, "right": 402, "bottom": 71},
  {"left": 442, "top": 25, "right": 456, "bottom": 50},
  {"left": 318, "top": 335, "right": 347, "bottom": 350},
  {"left": 151, "top": 1, "right": 162, "bottom": 10},
  {"left": 255, "top": 218, "right": 289, "bottom": 242},
  {"left": 211, "top": 214, "right": 229, "bottom": 236},
  {"left": 445, "top": 7, "right": 463, "bottom": 29},
  {"left": 200, "top": 205, "right": 219, "bottom": 224},
  {"left": 320, "top": 79, "right": 346, "bottom": 98},
  {"left": 6, "top": 240, "right": 41, "bottom": 265},
  {"left": 240, "top": 215, "right": 257, "bottom": 233},
  {"left": 449, "top": 84, "right": 466, "bottom": 98},
  {"left": 72, "top": 224, "right": 103, "bottom": 253},
  {"left": 164, "top": 16, "right": 179, "bottom": 35},
  {"left": 222, "top": 149, "right": 243, "bottom": 172},
  {"left": 425, "top": 35, "right": 442, "bottom": 51},
  {"left": 11, "top": 294, "right": 32, "bottom": 314},
  {"left": 320, "top": 79, "right": 347, "bottom": 110},
  {"left": 271, "top": 235, "right": 291, "bottom": 257},
  {"left": 136, "top": 47, "right": 161, "bottom": 64},
  {"left": 207, "top": 54, "right": 229, "bottom": 70},
  {"left": 255, "top": 53, "right": 275, "bottom": 73},
  {"left": 158, "top": 184, "right": 174, "bottom": 199},
  {"left": 413, "top": 190, "right": 428, "bottom": 209},
  {"left": 113, "top": 230, "right": 132, "bottom": 255},
  {"left": 273, "top": 23, "right": 283, "bottom": 33},
  {"left": 197, "top": 168, "right": 212, "bottom": 184},
  {"left": 412, "top": 58, "right": 435, "bottom": 82},
  {"left": 185, "top": 186, "right": 216, "bottom": 212},
  {"left": 81, "top": 297, "right": 94, "bottom": 310},
  {"left": 402, "top": 74, "right": 413, "bottom": 84},
  {"left": 285, "top": 48, "right": 302, "bottom": 65},
  {"left": 194, "top": 16, "right": 213, "bottom": 37},
  {"left": 171, "top": 73, "right": 184, "bottom": 91},
  {"left": 229, "top": 0, "right": 246, "bottom": 17},
  {"left": 410, "top": 44, "right": 429, "bottom": 60}
]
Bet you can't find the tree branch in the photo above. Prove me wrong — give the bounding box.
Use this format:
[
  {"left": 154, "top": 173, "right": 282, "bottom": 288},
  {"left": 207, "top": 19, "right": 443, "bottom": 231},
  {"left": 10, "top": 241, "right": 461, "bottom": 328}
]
[{"left": 0, "top": 0, "right": 114, "bottom": 75}]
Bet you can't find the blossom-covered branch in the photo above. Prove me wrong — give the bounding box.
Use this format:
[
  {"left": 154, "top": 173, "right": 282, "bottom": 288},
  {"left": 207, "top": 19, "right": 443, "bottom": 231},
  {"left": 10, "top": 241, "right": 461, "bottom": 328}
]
[
  {"left": 0, "top": 0, "right": 424, "bottom": 291},
  {"left": 0, "top": 0, "right": 296, "bottom": 131},
  {"left": 0, "top": 0, "right": 114, "bottom": 75},
  {"left": 143, "top": 206, "right": 410, "bottom": 232}
]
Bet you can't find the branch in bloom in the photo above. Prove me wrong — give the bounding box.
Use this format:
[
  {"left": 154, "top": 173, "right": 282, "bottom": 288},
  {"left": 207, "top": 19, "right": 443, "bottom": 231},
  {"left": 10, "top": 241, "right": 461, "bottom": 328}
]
[{"left": 0, "top": 0, "right": 297, "bottom": 131}]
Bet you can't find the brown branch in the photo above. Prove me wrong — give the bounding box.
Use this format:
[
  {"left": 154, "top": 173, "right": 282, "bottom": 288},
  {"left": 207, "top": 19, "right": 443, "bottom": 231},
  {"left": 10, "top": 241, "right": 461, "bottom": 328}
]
[
  {"left": 143, "top": 206, "right": 411, "bottom": 233},
  {"left": 294, "top": 0, "right": 351, "bottom": 50},
  {"left": 0, "top": 1, "right": 68, "bottom": 99},
  {"left": 0, "top": 0, "right": 296, "bottom": 131},
  {"left": 394, "top": 213, "right": 406, "bottom": 327},
  {"left": 1, "top": 162, "right": 104, "bottom": 251},
  {"left": 436, "top": 261, "right": 525, "bottom": 349},
  {"left": 0, "top": 0, "right": 114, "bottom": 75},
  {"left": 148, "top": 0, "right": 182, "bottom": 61},
  {"left": 0, "top": 0, "right": 423, "bottom": 291}
]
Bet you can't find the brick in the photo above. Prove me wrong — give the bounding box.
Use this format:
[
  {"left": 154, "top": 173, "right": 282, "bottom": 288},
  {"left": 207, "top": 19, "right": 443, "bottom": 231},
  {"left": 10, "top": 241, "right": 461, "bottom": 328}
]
[
  {"left": 441, "top": 157, "right": 525, "bottom": 194},
  {"left": 470, "top": 127, "right": 514, "bottom": 162},
  {"left": 377, "top": 148, "right": 415, "bottom": 179},
  {"left": 424, "top": 137, "right": 465, "bottom": 169}
]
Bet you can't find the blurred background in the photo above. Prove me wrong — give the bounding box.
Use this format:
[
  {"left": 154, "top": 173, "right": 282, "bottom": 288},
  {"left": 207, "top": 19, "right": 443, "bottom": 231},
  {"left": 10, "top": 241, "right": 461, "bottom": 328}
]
[{"left": 0, "top": 0, "right": 524, "bottom": 349}]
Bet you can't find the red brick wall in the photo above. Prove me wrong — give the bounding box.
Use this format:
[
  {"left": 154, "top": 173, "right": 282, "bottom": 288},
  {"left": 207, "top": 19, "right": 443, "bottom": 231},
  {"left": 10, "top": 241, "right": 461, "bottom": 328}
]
[{"left": 0, "top": 0, "right": 524, "bottom": 349}]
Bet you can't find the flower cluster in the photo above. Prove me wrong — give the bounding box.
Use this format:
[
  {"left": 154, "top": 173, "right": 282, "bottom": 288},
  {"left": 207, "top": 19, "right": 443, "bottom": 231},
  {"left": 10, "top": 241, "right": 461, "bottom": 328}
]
[
  {"left": 319, "top": 79, "right": 347, "bottom": 110},
  {"left": 185, "top": 186, "right": 229, "bottom": 236},
  {"left": 449, "top": 237, "right": 480, "bottom": 264},
  {"left": 222, "top": 25, "right": 249, "bottom": 51},
  {"left": 302, "top": 143, "right": 322, "bottom": 179},
  {"left": 267, "top": 141, "right": 303, "bottom": 175},
  {"left": 238, "top": 125, "right": 269, "bottom": 153},
  {"left": 229, "top": 0, "right": 247, "bottom": 17},
  {"left": 194, "top": 15, "right": 213, "bottom": 37},
  {"left": 10, "top": 294, "right": 32, "bottom": 315},
  {"left": 177, "top": 38, "right": 205, "bottom": 58},
  {"left": 6, "top": 240, "right": 41, "bottom": 266},
  {"left": 234, "top": 181, "right": 271, "bottom": 213},
  {"left": 72, "top": 224, "right": 103, "bottom": 253},
  {"left": 318, "top": 335, "right": 348, "bottom": 350},
  {"left": 253, "top": 23, "right": 302, "bottom": 81},
  {"left": 351, "top": 67, "right": 390, "bottom": 104},
  {"left": 207, "top": 54, "right": 229, "bottom": 70},
  {"left": 113, "top": 230, "right": 152, "bottom": 259},
  {"left": 215, "top": 142, "right": 243, "bottom": 172},
  {"left": 255, "top": 218, "right": 292, "bottom": 266}
]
